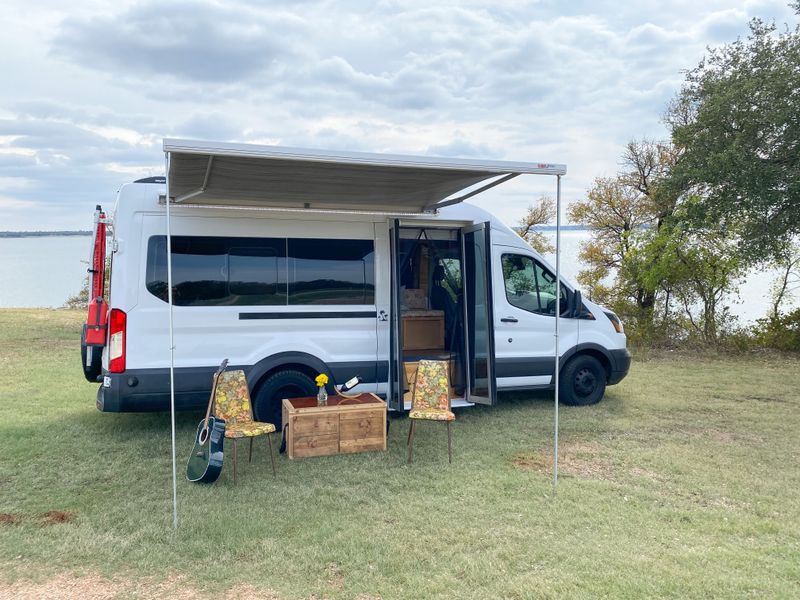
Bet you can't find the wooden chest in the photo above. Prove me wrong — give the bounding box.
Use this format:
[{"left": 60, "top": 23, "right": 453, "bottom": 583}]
[{"left": 282, "top": 394, "right": 387, "bottom": 459}]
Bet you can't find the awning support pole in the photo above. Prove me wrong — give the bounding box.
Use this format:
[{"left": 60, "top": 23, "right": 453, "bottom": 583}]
[
  {"left": 165, "top": 152, "right": 178, "bottom": 529},
  {"left": 554, "top": 174, "right": 561, "bottom": 490},
  {"left": 423, "top": 173, "right": 519, "bottom": 211}
]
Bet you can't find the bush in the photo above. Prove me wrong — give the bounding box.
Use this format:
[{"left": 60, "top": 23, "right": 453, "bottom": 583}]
[{"left": 753, "top": 309, "right": 800, "bottom": 352}]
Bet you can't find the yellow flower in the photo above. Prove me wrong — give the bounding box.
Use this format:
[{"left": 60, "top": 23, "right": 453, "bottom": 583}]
[{"left": 315, "top": 373, "right": 329, "bottom": 387}]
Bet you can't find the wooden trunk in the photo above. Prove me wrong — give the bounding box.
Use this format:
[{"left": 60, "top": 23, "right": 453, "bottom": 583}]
[{"left": 282, "top": 394, "right": 387, "bottom": 459}]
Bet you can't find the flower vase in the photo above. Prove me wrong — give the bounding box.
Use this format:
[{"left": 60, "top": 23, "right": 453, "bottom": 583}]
[{"left": 317, "top": 385, "right": 328, "bottom": 406}]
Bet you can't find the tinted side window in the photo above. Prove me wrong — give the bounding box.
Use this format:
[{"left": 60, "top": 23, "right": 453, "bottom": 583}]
[
  {"left": 146, "top": 236, "right": 286, "bottom": 306},
  {"left": 501, "top": 253, "right": 567, "bottom": 316},
  {"left": 147, "top": 236, "right": 228, "bottom": 306},
  {"left": 145, "top": 236, "right": 374, "bottom": 306},
  {"left": 288, "top": 239, "right": 375, "bottom": 305},
  {"left": 228, "top": 241, "right": 286, "bottom": 305}
]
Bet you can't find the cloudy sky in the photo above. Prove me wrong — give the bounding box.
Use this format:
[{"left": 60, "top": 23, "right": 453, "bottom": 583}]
[{"left": 0, "top": 0, "right": 796, "bottom": 230}]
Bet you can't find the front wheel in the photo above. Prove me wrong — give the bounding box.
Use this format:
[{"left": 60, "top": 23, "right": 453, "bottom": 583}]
[
  {"left": 559, "top": 355, "right": 606, "bottom": 406},
  {"left": 252, "top": 370, "right": 317, "bottom": 429}
]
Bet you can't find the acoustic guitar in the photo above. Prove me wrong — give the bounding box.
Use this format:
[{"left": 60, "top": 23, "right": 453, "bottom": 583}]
[{"left": 186, "top": 359, "right": 228, "bottom": 483}]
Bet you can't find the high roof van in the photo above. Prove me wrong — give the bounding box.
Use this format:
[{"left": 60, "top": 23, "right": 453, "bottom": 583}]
[{"left": 81, "top": 140, "right": 630, "bottom": 426}]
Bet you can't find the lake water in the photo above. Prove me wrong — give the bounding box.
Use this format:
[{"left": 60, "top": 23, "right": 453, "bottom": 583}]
[
  {"left": 0, "top": 237, "right": 90, "bottom": 309},
  {"left": 0, "top": 232, "right": 791, "bottom": 324}
]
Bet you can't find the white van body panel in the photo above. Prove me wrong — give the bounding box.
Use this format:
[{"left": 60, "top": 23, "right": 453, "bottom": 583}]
[{"left": 97, "top": 181, "right": 630, "bottom": 413}]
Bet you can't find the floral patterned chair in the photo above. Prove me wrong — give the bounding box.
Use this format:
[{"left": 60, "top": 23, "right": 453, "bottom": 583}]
[
  {"left": 213, "top": 370, "right": 277, "bottom": 483},
  {"left": 407, "top": 360, "right": 455, "bottom": 464}
]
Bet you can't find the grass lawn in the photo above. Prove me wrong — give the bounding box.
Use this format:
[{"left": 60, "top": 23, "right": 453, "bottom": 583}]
[{"left": 1, "top": 308, "right": 799, "bottom": 599}]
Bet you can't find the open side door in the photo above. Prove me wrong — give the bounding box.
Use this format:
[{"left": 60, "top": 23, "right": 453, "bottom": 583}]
[
  {"left": 462, "top": 222, "right": 497, "bottom": 405},
  {"left": 388, "top": 219, "right": 405, "bottom": 411}
]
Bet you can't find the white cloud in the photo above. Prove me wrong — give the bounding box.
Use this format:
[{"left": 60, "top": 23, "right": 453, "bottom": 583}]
[
  {"left": 0, "top": 0, "right": 796, "bottom": 229},
  {"left": 0, "top": 195, "right": 39, "bottom": 210}
]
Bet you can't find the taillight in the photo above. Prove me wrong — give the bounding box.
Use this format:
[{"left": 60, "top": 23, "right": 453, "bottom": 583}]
[{"left": 109, "top": 308, "right": 126, "bottom": 372}]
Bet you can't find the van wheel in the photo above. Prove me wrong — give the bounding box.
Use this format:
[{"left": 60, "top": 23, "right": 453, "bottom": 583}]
[
  {"left": 559, "top": 355, "right": 606, "bottom": 406},
  {"left": 80, "top": 326, "right": 103, "bottom": 383},
  {"left": 252, "top": 370, "right": 317, "bottom": 429}
]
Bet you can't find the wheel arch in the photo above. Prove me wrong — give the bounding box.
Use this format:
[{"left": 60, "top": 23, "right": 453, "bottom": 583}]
[
  {"left": 560, "top": 343, "right": 613, "bottom": 380},
  {"left": 248, "top": 351, "right": 332, "bottom": 393}
]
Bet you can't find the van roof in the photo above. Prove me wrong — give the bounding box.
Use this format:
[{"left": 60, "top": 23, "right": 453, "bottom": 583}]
[{"left": 163, "top": 138, "right": 566, "bottom": 215}]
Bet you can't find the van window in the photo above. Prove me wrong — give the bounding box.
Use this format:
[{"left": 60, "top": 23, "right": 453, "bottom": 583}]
[
  {"left": 146, "top": 236, "right": 229, "bottom": 305},
  {"left": 501, "top": 253, "right": 567, "bottom": 316},
  {"left": 288, "top": 238, "right": 375, "bottom": 305},
  {"left": 228, "top": 241, "right": 287, "bottom": 304},
  {"left": 145, "top": 236, "right": 373, "bottom": 306}
]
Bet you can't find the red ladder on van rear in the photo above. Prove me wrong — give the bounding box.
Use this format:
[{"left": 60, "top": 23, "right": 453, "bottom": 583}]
[{"left": 84, "top": 205, "right": 109, "bottom": 346}]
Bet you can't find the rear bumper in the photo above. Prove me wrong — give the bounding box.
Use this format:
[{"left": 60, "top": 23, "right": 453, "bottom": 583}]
[
  {"left": 96, "top": 367, "right": 215, "bottom": 413},
  {"left": 607, "top": 348, "right": 631, "bottom": 385}
]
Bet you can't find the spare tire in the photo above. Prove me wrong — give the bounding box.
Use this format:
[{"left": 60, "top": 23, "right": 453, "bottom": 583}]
[{"left": 80, "top": 326, "right": 103, "bottom": 382}]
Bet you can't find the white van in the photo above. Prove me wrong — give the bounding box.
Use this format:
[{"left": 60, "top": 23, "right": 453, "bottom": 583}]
[{"left": 81, "top": 140, "right": 630, "bottom": 424}]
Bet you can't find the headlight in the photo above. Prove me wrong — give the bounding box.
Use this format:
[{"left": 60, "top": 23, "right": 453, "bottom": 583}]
[{"left": 604, "top": 311, "right": 623, "bottom": 333}]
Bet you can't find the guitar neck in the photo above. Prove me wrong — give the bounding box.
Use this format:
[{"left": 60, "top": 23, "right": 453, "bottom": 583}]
[{"left": 203, "top": 371, "right": 222, "bottom": 427}]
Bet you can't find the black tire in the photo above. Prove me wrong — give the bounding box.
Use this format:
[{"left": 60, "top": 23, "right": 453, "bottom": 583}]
[
  {"left": 252, "top": 370, "right": 317, "bottom": 429},
  {"left": 559, "top": 355, "right": 606, "bottom": 406},
  {"left": 80, "top": 326, "right": 103, "bottom": 383}
]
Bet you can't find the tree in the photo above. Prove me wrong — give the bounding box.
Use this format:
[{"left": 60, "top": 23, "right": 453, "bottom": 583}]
[
  {"left": 571, "top": 139, "right": 744, "bottom": 345},
  {"left": 642, "top": 219, "right": 743, "bottom": 344},
  {"left": 769, "top": 243, "right": 800, "bottom": 317},
  {"left": 570, "top": 140, "right": 677, "bottom": 317},
  {"left": 517, "top": 196, "right": 556, "bottom": 254},
  {"left": 667, "top": 13, "right": 800, "bottom": 261},
  {"left": 569, "top": 177, "right": 647, "bottom": 304}
]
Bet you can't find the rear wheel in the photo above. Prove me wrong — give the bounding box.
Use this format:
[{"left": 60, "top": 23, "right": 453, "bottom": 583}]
[
  {"left": 559, "top": 355, "right": 606, "bottom": 406},
  {"left": 80, "top": 326, "right": 103, "bottom": 382},
  {"left": 252, "top": 370, "right": 317, "bottom": 429}
]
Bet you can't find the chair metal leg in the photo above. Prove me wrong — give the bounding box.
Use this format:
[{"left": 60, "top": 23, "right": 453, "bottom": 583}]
[
  {"left": 407, "top": 420, "right": 415, "bottom": 464},
  {"left": 267, "top": 433, "right": 276, "bottom": 477},
  {"left": 233, "top": 439, "right": 238, "bottom": 485},
  {"left": 407, "top": 418, "right": 414, "bottom": 445},
  {"left": 249, "top": 437, "right": 254, "bottom": 463},
  {"left": 447, "top": 421, "right": 452, "bottom": 464}
]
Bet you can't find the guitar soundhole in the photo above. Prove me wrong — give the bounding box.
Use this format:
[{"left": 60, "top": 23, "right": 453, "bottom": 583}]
[{"left": 198, "top": 427, "right": 209, "bottom": 445}]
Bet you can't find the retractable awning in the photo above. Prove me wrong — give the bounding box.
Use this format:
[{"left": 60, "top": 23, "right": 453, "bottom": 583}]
[
  {"left": 163, "top": 138, "right": 566, "bottom": 213},
  {"left": 161, "top": 137, "right": 569, "bottom": 530}
]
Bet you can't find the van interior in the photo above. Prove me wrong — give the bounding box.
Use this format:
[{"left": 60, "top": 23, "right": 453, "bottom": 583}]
[{"left": 397, "top": 227, "right": 467, "bottom": 408}]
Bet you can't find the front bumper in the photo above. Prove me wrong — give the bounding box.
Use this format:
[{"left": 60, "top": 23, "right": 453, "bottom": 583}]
[{"left": 607, "top": 348, "right": 631, "bottom": 385}]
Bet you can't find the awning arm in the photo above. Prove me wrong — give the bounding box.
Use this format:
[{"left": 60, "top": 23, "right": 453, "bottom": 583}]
[
  {"left": 173, "top": 155, "right": 215, "bottom": 203},
  {"left": 424, "top": 173, "right": 520, "bottom": 211}
]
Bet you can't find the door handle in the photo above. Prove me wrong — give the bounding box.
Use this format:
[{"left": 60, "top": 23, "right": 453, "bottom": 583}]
[{"left": 500, "top": 316, "right": 518, "bottom": 323}]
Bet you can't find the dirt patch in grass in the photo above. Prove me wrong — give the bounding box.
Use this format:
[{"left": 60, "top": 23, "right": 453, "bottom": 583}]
[
  {"left": 627, "top": 466, "right": 662, "bottom": 481},
  {"left": 325, "top": 563, "right": 345, "bottom": 591},
  {"left": 0, "top": 513, "right": 21, "bottom": 525},
  {"left": 512, "top": 442, "right": 616, "bottom": 480},
  {"left": 679, "top": 425, "right": 764, "bottom": 445},
  {"left": 0, "top": 573, "right": 282, "bottom": 599},
  {"left": 0, "top": 511, "right": 77, "bottom": 526},
  {"left": 512, "top": 442, "right": 668, "bottom": 483},
  {"left": 41, "top": 511, "right": 76, "bottom": 525}
]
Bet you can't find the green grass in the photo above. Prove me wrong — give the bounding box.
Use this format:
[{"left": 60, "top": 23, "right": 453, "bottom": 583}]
[{"left": 1, "top": 308, "right": 799, "bottom": 599}]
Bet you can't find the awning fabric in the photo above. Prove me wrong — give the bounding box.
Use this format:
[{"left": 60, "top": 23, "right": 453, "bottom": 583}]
[{"left": 163, "top": 138, "right": 566, "bottom": 213}]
